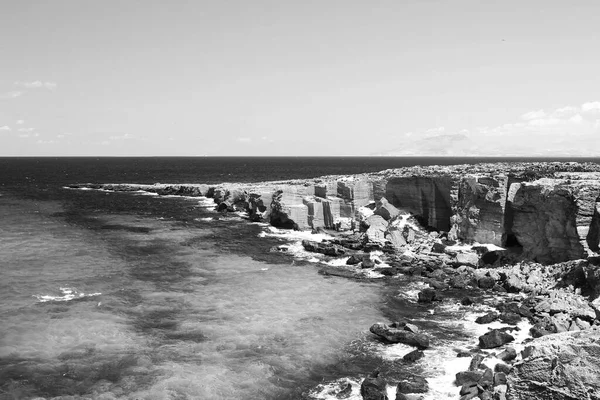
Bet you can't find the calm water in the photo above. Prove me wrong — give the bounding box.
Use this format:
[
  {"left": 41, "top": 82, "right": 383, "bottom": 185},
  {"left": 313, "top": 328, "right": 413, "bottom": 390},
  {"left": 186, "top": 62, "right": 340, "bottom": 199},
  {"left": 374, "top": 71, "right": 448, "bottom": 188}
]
[{"left": 1, "top": 157, "right": 597, "bottom": 400}]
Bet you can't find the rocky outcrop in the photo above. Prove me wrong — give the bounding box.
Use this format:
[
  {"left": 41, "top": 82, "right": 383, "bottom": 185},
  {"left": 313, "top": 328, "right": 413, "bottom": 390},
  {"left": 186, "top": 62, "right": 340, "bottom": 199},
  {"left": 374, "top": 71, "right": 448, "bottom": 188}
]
[
  {"left": 70, "top": 162, "right": 600, "bottom": 264},
  {"left": 507, "top": 328, "right": 600, "bottom": 400}
]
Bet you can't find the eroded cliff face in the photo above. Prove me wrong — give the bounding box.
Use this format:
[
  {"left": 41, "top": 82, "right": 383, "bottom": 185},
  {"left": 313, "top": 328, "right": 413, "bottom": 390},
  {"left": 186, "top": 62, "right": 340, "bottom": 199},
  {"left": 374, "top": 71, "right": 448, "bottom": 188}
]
[{"left": 71, "top": 162, "right": 600, "bottom": 264}]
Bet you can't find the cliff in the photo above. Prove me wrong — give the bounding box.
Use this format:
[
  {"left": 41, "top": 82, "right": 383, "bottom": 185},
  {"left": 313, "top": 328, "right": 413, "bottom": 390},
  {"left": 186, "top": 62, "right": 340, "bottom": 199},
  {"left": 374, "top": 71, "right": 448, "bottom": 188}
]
[{"left": 70, "top": 162, "right": 600, "bottom": 264}]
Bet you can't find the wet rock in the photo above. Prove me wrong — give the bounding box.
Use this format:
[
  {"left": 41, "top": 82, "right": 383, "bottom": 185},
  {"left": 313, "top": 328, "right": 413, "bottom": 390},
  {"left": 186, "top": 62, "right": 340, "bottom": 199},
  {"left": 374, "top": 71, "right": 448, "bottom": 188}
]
[
  {"left": 478, "top": 276, "right": 496, "bottom": 289},
  {"left": 468, "top": 354, "right": 486, "bottom": 371},
  {"left": 494, "top": 372, "right": 507, "bottom": 386},
  {"left": 478, "top": 330, "right": 514, "bottom": 349},
  {"left": 302, "top": 240, "right": 346, "bottom": 256},
  {"left": 334, "top": 382, "right": 352, "bottom": 398},
  {"left": 499, "top": 312, "right": 521, "bottom": 325},
  {"left": 403, "top": 349, "right": 424, "bottom": 362},
  {"left": 455, "top": 370, "right": 484, "bottom": 386},
  {"left": 461, "top": 296, "right": 475, "bottom": 306},
  {"left": 475, "top": 312, "right": 499, "bottom": 324},
  {"left": 417, "top": 288, "right": 441, "bottom": 303},
  {"left": 346, "top": 254, "right": 364, "bottom": 265},
  {"left": 396, "top": 375, "right": 429, "bottom": 394},
  {"left": 497, "top": 347, "right": 517, "bottom": 362},
  {"left": 360, "top": 370, "right": 389, "bottom": 400},
  {"left": 494, "top": 363, "right": 512, "bottom": 375},
  {"left": 479, "top": 368, "right": 494, "bottom": 389},
  {"left": 459, "top": 383, "right": 479, "bottom": 400},
  {"left": 370, "top": 323, "right": 430, "bottom": 349}
]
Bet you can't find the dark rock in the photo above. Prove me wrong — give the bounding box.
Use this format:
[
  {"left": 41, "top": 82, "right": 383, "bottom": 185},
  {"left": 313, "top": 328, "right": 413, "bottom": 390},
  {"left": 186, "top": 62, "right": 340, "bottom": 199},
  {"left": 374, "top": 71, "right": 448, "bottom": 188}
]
[
  {"left": 479, "top": 368, "right": 494, "bottom": 389},
  {"left": 478, "top": 276, "right": 496, "bottom": 289},
  {"left": 427, "top": 279, "right": 449, "bottom": 290},
  {"left": 370, "top": 323, "right": 430, "bottom": 349},
  {"left": 478, "top": 330, "right": 514, "bottom": 349},
  {"left": 475, "top": 312, "right": 499, "bottom": 324},
  {"left": 432, "top": 242, "right": 446, "bottom": 253},
  {"left": 461, "top": 297, "right": 475, "bottom": 306},
  {"left": 497, "top": 347, "right": 517, "bottom": 362},
  {"left": 403, "top": 349, "right": 424, "bottom": 362},
  {"left": 455, "top": 370, "right": 484, "bottom": 386},
  {"left": 499, "top": 312, "right": 522, "bottom": 325},
  {"left": 417, "top": 288, "right": 441, "bottom": 303},
  {"left": 302, "top": 240, "right": 345, "bottom": 256},
  {"left": 459, "top": 384, "right": 479, "bottom": 400},
  {"left": 469, "top": 354, "right": 486, "bottom": 371},
  {"left": 335, "top": 383, "right": 352, "bottom": 399},
  {"left": 360, "top": 370, "right": 389, "bottom": 400},
  {"left": 494, "top": 363, "right": 512, "bottom": 374},
  {"left": 346, "top": 254, "right": 363, "bottom": 265},
  {"left": 494, "top": 372, "right": 507, "bottom": 386},
  {"left": 396, "top": 375, "right": 429, "bottom": 394},
  {"left": 479, "top": 391, "right": 493, "bottom": 400}
]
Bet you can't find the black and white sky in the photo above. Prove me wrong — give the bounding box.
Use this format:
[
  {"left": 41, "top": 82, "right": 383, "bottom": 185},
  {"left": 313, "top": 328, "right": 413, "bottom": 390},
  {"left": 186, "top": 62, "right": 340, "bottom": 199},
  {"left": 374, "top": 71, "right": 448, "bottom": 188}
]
[{"left": 1, "top": 0, "right": 599, "bottom": 156}]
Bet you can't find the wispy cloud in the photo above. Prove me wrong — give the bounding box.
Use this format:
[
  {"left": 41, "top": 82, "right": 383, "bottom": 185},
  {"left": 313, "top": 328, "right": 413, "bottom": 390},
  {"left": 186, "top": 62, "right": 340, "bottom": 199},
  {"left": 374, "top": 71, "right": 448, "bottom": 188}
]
[
  {"left": 521, "top": 110, "right": 546, "bottom": 120},
  {"left": 389, "top": 100, "right": 600, "bottom": 156},
  {"left": 237, "top": 137, "right": 252, "bottom": 143},
  {"left": 14, "top": 81, "right": 57, "bottom": 90},
  {"left": 18, "top": 127, "right": 35, "bottom": 133},
  {"left": 0, "top": 91, "right": 23, "bottom": 100},
  {"left": 0, "top": 125, "right": 11, "bottom": 131},
  {"left": 16, "top": 119, "right": 25, "bottom": 125}
]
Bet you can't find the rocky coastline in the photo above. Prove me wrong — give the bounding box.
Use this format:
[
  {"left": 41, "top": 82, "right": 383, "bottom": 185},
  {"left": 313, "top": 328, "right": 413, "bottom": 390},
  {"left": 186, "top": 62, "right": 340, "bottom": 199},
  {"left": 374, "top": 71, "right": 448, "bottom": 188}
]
[{"left": 70, "top": 161, "right": 600, "bottom": 400}]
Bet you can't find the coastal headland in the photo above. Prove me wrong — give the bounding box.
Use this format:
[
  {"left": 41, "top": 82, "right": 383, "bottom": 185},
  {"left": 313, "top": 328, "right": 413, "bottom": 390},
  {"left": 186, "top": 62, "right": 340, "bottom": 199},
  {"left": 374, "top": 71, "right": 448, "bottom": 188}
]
[{"left": 71, "top": 161, "right": 600, "bottom": 400}]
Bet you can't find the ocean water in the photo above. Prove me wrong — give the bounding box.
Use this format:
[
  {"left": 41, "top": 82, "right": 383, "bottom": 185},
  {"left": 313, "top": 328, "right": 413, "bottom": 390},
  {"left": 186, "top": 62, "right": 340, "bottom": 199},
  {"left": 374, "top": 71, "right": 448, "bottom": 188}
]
[{"left": 0, "top": 156, "right": 597, "bottom": 400}]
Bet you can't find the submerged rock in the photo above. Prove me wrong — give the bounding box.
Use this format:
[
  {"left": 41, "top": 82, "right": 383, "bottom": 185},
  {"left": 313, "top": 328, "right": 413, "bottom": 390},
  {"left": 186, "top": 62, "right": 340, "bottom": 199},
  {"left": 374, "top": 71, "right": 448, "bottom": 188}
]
[{"left": 370, "top": 322, "right": 430, "bottom": 349}]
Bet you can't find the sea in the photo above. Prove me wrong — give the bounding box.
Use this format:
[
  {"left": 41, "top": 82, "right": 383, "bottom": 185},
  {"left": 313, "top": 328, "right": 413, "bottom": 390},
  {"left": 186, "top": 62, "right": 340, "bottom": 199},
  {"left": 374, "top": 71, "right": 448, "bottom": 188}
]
[{"left": 1, "top": 156, "right": 597, "bottom": 400}]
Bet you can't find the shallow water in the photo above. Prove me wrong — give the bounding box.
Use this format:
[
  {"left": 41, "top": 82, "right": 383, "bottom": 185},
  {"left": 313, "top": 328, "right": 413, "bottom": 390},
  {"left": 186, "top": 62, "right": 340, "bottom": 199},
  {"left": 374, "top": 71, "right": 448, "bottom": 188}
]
[{"left": 0, "top": 192, "right": 390, "bottom": 399}]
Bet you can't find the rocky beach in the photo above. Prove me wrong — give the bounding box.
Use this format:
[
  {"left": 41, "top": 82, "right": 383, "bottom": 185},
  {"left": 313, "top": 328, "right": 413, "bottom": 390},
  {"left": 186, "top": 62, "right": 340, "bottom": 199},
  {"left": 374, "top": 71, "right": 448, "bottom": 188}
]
[{"left": 70, "top": 161, "right": 600, "bottom": 400}]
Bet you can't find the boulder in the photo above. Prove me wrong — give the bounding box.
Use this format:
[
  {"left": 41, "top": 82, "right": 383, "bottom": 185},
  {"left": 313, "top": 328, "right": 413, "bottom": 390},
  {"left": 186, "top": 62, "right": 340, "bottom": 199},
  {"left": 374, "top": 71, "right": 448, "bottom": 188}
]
[
  {"left": 374, "top": 197, "right": 401, "bottom": 221},
  {"left": 360, "top": 370, "right": 389, "bottom": 400},
  {"left": 370, "top": 323, "right": 430, "bottom": 349},
  {"left": 417, "top": 288, "right": 441, "bottom": 303},
  {"left": 475, "top": 312, "right": 499, "bottom": 324},
  {"left": 403, "top": 349, "right": 424, "bottom": 363},
  {"left": 478, "top": 329, "right": 514, "bottom": 349},
  {"left": 456, "top": 252, "right": 479, "bottom": 267},
  {"left": 397, "top": 375, "right": 429, "bottom": 394},
  {"left": 497, "top": 347, "right": 517, "bottom": 362},
  {"left": 365, "top": 215, "right": 389, "bottom": 244}
]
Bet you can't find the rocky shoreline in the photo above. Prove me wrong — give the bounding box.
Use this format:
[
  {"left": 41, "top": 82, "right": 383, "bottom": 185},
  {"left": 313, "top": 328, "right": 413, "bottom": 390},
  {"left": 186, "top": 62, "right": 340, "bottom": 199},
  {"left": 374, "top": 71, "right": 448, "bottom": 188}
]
[{"left": 69, "top": 161, "right": 600, "bottom": 400}]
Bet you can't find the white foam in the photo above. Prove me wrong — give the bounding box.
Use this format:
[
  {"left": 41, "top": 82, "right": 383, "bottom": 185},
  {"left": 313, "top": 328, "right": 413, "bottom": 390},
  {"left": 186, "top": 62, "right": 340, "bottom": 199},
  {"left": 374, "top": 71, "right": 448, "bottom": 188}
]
[
  {"left": 195, "top": 217, "right": 214, "bottom": 222},
  {"left": 34, "top": 287, "right": 101, "bottom": 303}
]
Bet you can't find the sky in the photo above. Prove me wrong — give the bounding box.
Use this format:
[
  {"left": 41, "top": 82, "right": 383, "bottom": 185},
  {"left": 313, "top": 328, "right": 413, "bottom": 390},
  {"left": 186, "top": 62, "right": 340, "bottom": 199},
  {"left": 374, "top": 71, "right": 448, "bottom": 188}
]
[{"left": 1, "top": 0, "right": 599, "bottom": 156}]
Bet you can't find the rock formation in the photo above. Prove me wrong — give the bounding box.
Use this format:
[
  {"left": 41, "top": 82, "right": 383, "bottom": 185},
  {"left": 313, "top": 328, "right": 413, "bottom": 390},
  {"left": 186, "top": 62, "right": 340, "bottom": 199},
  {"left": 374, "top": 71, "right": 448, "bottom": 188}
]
[{"left": 69, "top": 162, "right": 600, "bottom": 264}]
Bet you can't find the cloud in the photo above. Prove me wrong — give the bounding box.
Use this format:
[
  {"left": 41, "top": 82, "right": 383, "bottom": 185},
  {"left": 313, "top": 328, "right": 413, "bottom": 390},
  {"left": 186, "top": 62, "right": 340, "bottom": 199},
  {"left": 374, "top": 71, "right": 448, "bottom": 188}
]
[
  {"left": 14, "top": 81, "right": 57, "bottom": 90},
  {"left": 237, "top": 137, "right": 252, "bottom": 143},
  {"left": 0, "top": 91, "right": 23, "bottom": 99},
  {"left": 18, "top": 127, "right": 35, "bottom": 133},
  {"left": 521, "top": 110, "right": 546, "bottom": 120},
  {"left": 389, "top": 101, "right": 600, "bottom": 156},
  {"left": 582, "top": 101, "right": 600, "bottom": 113},
  {"left": 108, "top": 133, "right": 134, "bottom": 140},
  {"left": 569, "top": 114, "right": 583, "bottom": 124},
  {"left": 0, "top": 125, "right": 11, "bottom": 131},
  {"left": 16, "top": 119, "right": 25, "bottom": 125}
]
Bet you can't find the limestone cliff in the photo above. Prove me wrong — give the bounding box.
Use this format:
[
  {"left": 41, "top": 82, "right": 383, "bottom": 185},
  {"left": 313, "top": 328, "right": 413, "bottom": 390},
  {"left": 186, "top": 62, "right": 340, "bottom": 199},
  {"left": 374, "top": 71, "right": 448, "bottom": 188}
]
[{"left": 70, "top": 161, "right": 600, "bottom": 264}]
